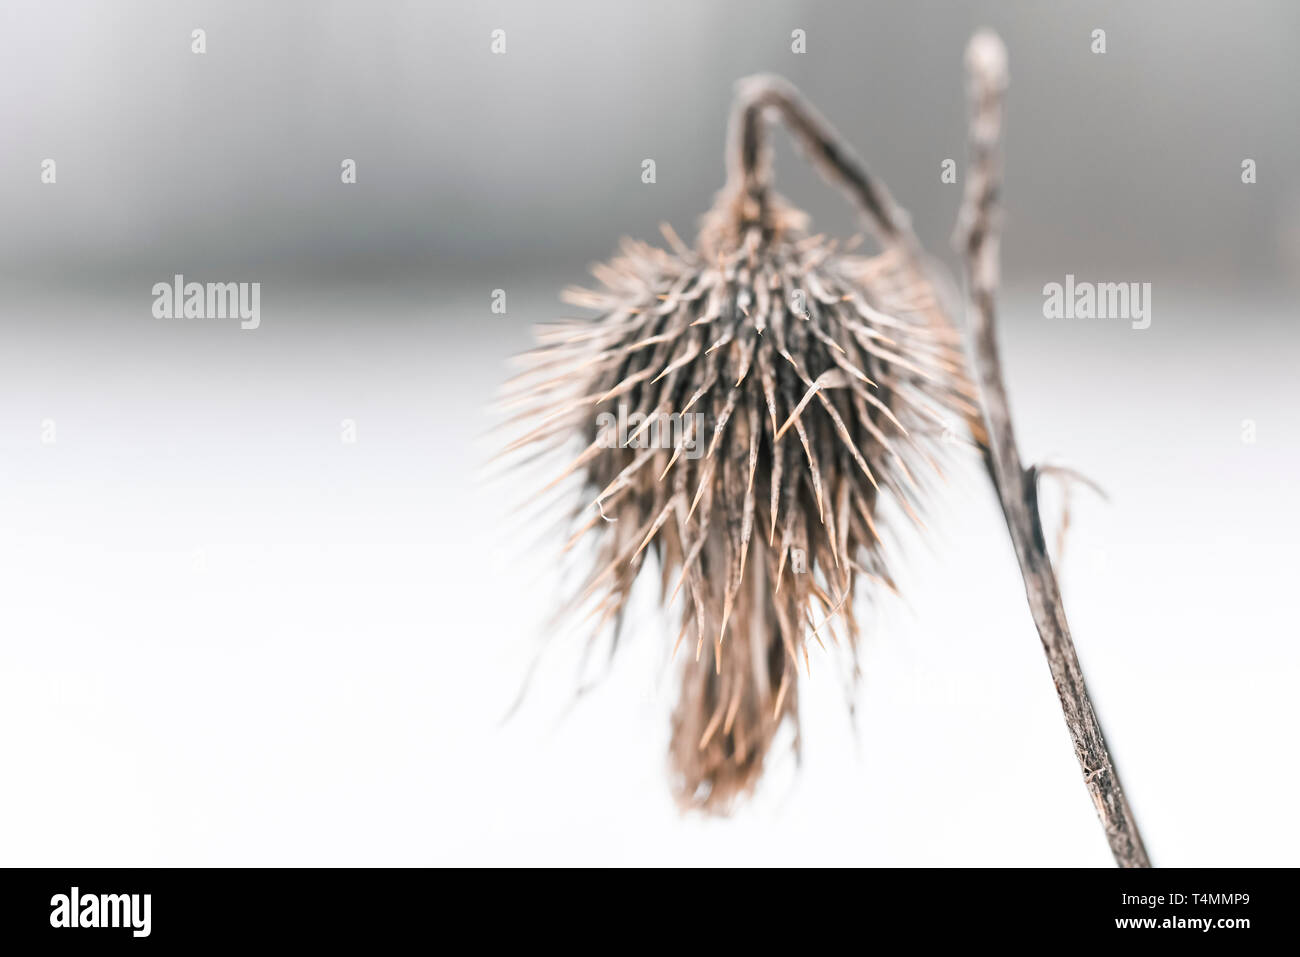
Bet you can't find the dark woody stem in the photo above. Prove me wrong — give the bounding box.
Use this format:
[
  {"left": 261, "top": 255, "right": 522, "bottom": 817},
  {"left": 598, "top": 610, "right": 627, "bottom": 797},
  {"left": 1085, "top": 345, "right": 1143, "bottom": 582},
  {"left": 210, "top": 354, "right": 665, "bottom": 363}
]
[
  {"left": 955, "top": 31, "right": 1150, "bottom": 868},
  {"left": 725, "top": 74, "right": 916, "bottom": 256}
]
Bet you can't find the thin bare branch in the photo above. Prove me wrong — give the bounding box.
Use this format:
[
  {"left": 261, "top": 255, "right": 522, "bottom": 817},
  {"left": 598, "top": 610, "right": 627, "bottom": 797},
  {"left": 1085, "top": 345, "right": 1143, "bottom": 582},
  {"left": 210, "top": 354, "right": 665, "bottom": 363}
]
[
  {"left": 727, "top": 74, "right": 922, "bottom": 257},
  {"left": 955, "top": 30, "right": 1151, "bottom": 868}
]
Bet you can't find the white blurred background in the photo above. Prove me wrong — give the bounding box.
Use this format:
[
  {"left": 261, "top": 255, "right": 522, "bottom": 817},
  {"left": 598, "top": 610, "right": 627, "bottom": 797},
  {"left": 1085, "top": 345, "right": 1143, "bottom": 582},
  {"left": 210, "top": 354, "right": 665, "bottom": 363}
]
[{"left": 0, "top": 1, "right": 1297, "bottom": 866}]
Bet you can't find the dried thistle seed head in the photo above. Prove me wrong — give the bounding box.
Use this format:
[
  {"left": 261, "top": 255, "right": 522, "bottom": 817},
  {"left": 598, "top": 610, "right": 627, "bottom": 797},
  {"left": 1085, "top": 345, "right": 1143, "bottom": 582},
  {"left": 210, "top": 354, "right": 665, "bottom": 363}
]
[{"left": 502, "top": 77, "right": 980, "bottom": 812}]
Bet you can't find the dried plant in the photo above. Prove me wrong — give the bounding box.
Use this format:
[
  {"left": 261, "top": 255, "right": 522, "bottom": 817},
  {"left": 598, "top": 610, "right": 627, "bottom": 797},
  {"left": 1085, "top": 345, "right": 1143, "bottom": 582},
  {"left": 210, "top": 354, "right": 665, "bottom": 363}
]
[
  {"left": 503, "top": 77, "right": 981, "bottom": 811},
  {"left": 501, "top": 31, "right": 1150, "bottom": 865},
  {"left": 955, "top": 32, "right": 1148, "bottom": 866}
]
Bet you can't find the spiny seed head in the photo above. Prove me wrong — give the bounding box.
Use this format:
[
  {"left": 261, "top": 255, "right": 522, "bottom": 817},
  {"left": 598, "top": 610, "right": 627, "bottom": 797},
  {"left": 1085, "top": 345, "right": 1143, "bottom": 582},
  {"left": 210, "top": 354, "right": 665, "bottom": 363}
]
[{"left": 503, "top": 93, "right": 980, "bottom": 812}]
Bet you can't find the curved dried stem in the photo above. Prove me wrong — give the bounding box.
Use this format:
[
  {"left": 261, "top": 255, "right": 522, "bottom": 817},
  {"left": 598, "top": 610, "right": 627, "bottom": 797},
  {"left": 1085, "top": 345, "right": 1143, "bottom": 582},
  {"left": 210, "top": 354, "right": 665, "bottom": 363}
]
[
  {"left": 954, "top": 30, "right": 1150, "bottom": 868},
  {"left": 726, "top": 74, "right": 922, "bottom": 258}
]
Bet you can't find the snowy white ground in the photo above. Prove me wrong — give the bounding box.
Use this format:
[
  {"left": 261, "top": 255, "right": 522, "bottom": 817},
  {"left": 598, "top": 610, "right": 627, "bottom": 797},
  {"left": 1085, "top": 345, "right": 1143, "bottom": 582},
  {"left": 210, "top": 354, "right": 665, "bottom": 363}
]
[{"left": 0, "top": 280, "right": 1295, "bottom": 866}]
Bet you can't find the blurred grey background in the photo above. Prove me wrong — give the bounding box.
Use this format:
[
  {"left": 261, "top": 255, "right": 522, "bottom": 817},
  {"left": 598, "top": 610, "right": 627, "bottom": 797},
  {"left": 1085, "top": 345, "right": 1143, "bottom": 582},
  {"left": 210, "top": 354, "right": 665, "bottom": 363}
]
[
  {"left": 0, "top": 1, "right": 1297, "bottom": 866},
  {"left": 2, "top": 0, "right": 1298, "bottom": 294}
]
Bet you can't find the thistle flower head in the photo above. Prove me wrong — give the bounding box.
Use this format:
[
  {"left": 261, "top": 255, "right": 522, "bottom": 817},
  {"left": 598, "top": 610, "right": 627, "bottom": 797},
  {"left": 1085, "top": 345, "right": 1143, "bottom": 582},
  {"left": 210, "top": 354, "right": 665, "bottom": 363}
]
[{"left": 503, "top": 77, "right": 980, "bottom": 811}]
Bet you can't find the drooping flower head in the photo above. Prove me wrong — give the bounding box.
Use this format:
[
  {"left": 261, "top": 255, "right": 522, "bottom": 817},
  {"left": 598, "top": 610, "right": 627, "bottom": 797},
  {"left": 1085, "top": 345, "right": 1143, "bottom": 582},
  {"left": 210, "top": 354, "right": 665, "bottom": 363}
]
[{"left": 503, "top": 76, "right": 981, "bottom": 810}]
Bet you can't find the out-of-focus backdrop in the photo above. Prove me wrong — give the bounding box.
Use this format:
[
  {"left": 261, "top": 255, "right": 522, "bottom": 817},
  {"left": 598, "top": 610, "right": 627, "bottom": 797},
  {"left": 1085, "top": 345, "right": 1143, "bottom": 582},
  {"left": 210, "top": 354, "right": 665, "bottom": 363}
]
[{"left": 0, "top": 0, "right": 1296, "bottom": 865}]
